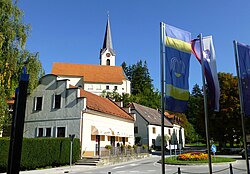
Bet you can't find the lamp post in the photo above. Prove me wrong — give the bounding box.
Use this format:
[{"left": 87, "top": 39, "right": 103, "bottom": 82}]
[{"left": 69, "top": 134, "right": 75, "bottom": 171}]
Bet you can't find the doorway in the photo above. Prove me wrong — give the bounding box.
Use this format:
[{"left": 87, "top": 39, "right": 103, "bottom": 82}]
[{"left": 95, "top": 135, "right": 100, "bottom": 156}]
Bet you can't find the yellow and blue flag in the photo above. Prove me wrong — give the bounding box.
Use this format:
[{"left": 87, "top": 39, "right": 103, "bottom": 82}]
[{"left": 164, "top": 23, "right": 191, "bottom": 112}]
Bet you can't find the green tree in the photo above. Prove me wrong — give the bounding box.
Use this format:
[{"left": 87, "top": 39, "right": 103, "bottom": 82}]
[
  {"left": 186, "top": 84, "right": 205, "bottom": 139},
  {"left": 174, "top": 113, "right": 197, "bottom": 144},
  {"left": 121, "top": 60, "right": 160, "bottom": 109},
  {"left": 122, "top": 60, "right": 153, "bottom": 95},
  {"left": 0, "top": 0, "right": 43, "bottom": 131},
  {"left": 210, "top": 73, "right": 242, "bottom": 147}
]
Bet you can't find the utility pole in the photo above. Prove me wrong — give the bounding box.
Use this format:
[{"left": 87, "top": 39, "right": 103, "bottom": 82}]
[{"left": 7, "top": 67, "right": 29, "bottom": 174}]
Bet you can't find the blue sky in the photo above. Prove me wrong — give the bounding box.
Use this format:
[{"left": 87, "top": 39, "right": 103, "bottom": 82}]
[{"left": 17, "top": 1, "right": 250, "bottom": 91}]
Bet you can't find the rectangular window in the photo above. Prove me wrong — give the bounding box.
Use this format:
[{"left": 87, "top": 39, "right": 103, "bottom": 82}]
[
  {"left": 114, "top": 86, "right": 118, "bottom": 90},
  {"left": 100, "top": 135, "right": 105, "bottom": 141},
  {"left": 38, "top": 128, "right": 43, "bottom": 137},
  {"left": 57, "top": 127, "right": 65, "bottom": 137},
  {"left": 96, "top": 85, "right": 101, "bottom": 90},
  {"left": 91, "top": 135, "right": 96, "bottom": 141},
  {"left": 134, "top": 126, "right": 138, "bottom": 134},
  {"left": 35, "top": 97, "right": 43, "bottom": 111},
  {"left": 152, "top": 127, "right": 156, "bottom": 134},
  {"left": 106, "top": 85, "right": 109, "bottom": 90},
  {"left": 152, "top": 139, "right": 156, "bottom": 145},
  {"left": 8, "top": 104, "right": 13, "bottom": 111},
  {"left": 168, "top": 129, "right": 171, "bottom": 135},
  {"left": 88, "top": 84, "right": 93, "bottom": 90},
  {"left": 54, "top": 95, "right": 61, "bottom": 109},
  {"left": 45, "top": 128, "right": 51, "bottom": 137}
]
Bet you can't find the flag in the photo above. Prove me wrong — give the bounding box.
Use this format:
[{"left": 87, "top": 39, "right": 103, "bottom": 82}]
[
  {"left": 191, "top": 36, "right": 220, "bottom": 111},
  {"left": 163, "top": 23, "right": 192, "bottom": 113},
  {"left": 236, "top": 42, "right": 250, "bottom": 116}
]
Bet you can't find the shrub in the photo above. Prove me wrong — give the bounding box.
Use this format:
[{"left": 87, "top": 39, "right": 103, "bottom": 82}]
[
  {"left": 133, "top": 145, "right": 138, "bottom": 149},
  {"left": 0, "top": 138, "right": 80, "bottom": 172},
  {"left": 127, "top": 145, "right": 132, "bottom": 149},
  {"left": 105, "top": 145, "right": 112, "bottom": 150},
  {"left": 121, "top": 144, "right": 125, "bottom": 152},
  {"left": 142, "top": 144, "right": 148, "bottom": 150}
]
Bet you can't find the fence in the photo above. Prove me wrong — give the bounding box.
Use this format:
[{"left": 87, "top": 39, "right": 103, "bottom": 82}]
[
  {"left": 105, "top": 163, "right": 248, "bottom": 174},
  {"left": 168, "top": 164, "right": 247, "bottom": 174},
  {"left": 99, "top": 146, "right": 148, "bottom": 157}
]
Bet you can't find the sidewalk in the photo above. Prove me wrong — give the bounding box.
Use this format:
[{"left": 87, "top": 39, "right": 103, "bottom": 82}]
[{"left": 1, "top": 165, "right": 96, "bottom": 174}]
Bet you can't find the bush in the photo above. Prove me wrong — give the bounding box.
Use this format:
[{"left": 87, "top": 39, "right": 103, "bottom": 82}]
[
  {"left": 0, "top": 138, "right": 80, "bottom": 172},
  {"left": 105, "top": 145, "right": 112, "bottom": 150},
  {"left": 133, "top": 145, "right": 138, "bottom": 149},
  {"left": 142, "top": 144, "right": 148, "bottom": 150}
]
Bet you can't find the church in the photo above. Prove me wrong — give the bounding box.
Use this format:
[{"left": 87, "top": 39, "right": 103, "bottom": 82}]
[{"left": 51, "top": 17, "right": 131, "bottom": 96}]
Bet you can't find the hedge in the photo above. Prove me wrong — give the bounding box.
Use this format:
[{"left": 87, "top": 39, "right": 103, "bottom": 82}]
[{"left": 0, "top": 137, "right": 80, "bottom": 172}]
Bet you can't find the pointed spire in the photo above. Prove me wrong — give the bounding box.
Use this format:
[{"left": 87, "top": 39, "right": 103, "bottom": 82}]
[{"left": 102, "top": 15, "right": 115, "bottom": 54}]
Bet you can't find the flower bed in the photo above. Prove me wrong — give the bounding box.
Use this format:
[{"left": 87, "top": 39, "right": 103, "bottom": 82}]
[{"left": 177, "top": 152, "right": 208, "bottom": 161}]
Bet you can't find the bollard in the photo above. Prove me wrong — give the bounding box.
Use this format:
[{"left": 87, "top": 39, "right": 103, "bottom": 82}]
[
  {"left": 178, "top": 167, "right": 181, "bottom": 174},
  {"left": 229, "top": 163, "right": 233, "bottom": 174}
]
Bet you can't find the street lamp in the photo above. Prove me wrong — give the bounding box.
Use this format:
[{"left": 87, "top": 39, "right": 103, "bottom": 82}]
[{"left": 69, "top": 134, "right": 75, "bottom": 171}]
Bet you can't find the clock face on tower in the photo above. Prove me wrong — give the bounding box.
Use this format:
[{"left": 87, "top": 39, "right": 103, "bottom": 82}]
[{"left": 106, "top": 53, "right": 111, "bottom": 57}]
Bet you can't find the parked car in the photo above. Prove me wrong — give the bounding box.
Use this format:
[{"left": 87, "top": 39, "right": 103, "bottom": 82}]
[{"left": 240, "top": 146, "right": 250, "bottom": 159}]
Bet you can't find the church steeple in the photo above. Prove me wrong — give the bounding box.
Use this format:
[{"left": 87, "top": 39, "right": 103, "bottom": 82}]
[{"left": 100, "top": 15, "right": 115, "bottom": 66}]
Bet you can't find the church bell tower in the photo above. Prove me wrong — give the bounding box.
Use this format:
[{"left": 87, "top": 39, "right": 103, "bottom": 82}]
[{"left": 100, "top": 16, "right": 115, "bottom": 66}]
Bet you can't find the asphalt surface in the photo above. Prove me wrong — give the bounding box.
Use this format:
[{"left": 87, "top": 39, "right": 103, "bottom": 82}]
[{"left": 2, "top": 154, "right": 248, "bottom": 174}]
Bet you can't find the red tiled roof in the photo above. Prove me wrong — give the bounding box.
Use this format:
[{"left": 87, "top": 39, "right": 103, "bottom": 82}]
[
  {"left": 7, "top": 99, "right": 14, "bottom": 104},
  {"left": 52, "top": 62, "right": 127, "bottom": 83},
  {"left": 164, "top": 111, "right": 175, "bottom": 118},
  {"left": 7, "top": 95, "right": 15, "bottom": 104},
  {"left": 69, "top": 85, "right": 133, "bottom": 121}
]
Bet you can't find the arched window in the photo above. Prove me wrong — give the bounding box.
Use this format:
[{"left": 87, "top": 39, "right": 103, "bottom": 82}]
[{"left": 106, "top": 59, "right": 110, "bottom": 66}]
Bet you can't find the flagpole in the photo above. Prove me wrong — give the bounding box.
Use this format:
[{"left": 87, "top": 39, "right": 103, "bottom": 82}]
[
  {"left": 198, "top": 33, "right": 212, "bottom": 174},
  {"left": 233, "top": 40, "right": 250, "bottom": 174},
  {"left": 160, "top": 22, "right": 165, "bottom": 174}
]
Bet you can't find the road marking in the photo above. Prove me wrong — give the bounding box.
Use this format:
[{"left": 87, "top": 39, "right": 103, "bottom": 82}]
[
  {"left": 130, "top": 163, "right": 139, "bottom": 166},
  {"left": 153, "top": 161, "right": 160, "bottom": 167},
  {"left": 112, "top": 165, "right": 126, "bottom": 169}
]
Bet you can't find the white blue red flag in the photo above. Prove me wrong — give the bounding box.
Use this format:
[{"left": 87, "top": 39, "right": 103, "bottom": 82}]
[{"left": 191, "top": 36, "right": 220, "bottom": 112}]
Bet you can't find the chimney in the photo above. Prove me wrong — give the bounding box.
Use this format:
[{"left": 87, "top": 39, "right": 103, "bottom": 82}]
[{"left": 114, "top": 101, "right": 123, "bottom": 108}]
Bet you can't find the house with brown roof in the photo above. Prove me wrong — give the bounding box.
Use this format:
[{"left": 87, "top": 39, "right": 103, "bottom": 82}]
[
  {"left": 24, "top": 74, "right": 134, "bottom": 157},
  {"left": 130, "top": 103, "right": 185, "bottom": 150},
  {"left": 51, "top": 17, "right": 131, "bottom": 96}
]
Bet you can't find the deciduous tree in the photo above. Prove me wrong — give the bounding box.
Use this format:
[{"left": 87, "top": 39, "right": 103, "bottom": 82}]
[{"left": 0, "top": 0, "right": 43, "bottom": 131}]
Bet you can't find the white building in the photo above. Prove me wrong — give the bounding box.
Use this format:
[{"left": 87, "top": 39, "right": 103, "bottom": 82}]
[
  {"left": 51, "top": 17, "right": 131, "bottom": 96},
  {"left": 24, "top": 74, "right": 134, "bottom": 157},
  {"left": 130, "top": 103, "right": 185, "bottom": 149}
]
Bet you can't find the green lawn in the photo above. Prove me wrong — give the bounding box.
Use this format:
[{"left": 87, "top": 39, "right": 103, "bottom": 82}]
[
  {"left": 164, "top": 156, "right": 236, "bottom": 165},
  {"left": 185, "top": 143, "right": 206, "bottom": 147}
]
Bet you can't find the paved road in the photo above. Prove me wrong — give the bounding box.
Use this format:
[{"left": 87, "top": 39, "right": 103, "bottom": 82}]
[
  {"left": 72, "top": 155, "right": 249, "bottom": 174},
  {"left": 8, "top": 155, "right": 248, "bottom": 174}
]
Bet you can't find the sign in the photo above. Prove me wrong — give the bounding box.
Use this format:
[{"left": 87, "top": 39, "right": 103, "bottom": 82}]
[
  {"left": 211, "top": 144, "right": 216, "bottom": 153},
  {"left": 246, "top": 134, "right": 250, "bottom": 143}
]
